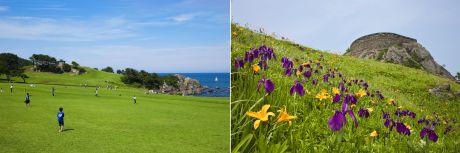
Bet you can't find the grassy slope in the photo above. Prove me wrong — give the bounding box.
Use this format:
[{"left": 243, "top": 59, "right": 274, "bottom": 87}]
[
  {"left": 12, "top": 67, "right": 125, "bottom": 87},
  {"left": 231, "top": 24, "right": 460, "bottom": 152},
  {"left": 0, "top": 68, "right": 229, "bottom": 152}
]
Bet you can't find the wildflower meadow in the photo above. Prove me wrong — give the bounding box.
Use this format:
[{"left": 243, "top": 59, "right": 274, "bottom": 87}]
[{"left": 231, "top": 24, "right": 460, "bottom": 152}]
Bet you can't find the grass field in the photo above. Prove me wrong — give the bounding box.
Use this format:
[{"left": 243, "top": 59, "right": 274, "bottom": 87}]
[
  {"left": 231, "top": 24, "right": 460, "bottom": 152},
  {"left": 0, "top": 70, "right": 229, "bottom": 152}
]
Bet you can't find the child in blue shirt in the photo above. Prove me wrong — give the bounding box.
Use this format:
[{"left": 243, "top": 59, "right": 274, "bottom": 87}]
[{"left": 57, "top": 107, "right": 65, "bottom": 132}]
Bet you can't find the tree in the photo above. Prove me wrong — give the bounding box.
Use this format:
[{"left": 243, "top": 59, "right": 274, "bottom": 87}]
[
  {"left": 101, "top": 66, "right": 114, "bottom": 73},
  {"left": 29, "top": 54, "right": 62, "bottom": 73},
  {"left": 63, "top": 63, "right": 72, "bottom": 72},
  {"left": 19, "top": 74, "right": 29, "bottom": 83},
  {"left": 0, "top": 53, "right": 26, "bottom": 81},
  {"left": 71, "top": 61, "right": 80, "bottom": 68},
  {"left": 116, "top": 69, "right": 124, "bottom": 74},
  {"left": 456, "top": 72, "right": 460, "bottom": 80}
]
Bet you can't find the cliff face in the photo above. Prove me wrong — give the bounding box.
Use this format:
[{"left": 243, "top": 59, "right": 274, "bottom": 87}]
[
  {"left": 159, "top": 74, "right": 203, "bottom": 96},
  {"left": 345, "top": 33, "right": 454, "bottom": 80}
]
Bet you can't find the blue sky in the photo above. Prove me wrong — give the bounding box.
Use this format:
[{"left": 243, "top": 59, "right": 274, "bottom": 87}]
[
  {"left": 232, "top": 0, "right": 460, "bottom": 76},
  {"left": 0, "top": 0, "right": 229, "bottom": 73}
]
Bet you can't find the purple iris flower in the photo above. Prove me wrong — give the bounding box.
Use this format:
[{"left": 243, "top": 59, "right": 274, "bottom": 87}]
[
  {"left": 420, "top": 128, "right": 438, "bottom": 142},
  {"left": 396, "top": 122, "right": 411, "bottom": 135},
  {"left": 338, "top": 82, "right": 345, "bottom": 92},
  {"left": 344, "top": 94, "right": 357, "bottom": 104},
  {"left": 257, "top": 76, "right": 275, "bottom": 95},
  {"left": 311, "top": 79, "right": 317, "bottom": 85},
  {"left": 363, "top": 82, "right": 369, "bottom": 89},
  {"left": 323, "top": 74, "right": 329, "bottom": 82},
  {"left": 314, "top": 69, "right": 319, "bottom": 73},
  {"left": 289, "top": 81, "right": 305, "bottom": 96},
  {"left": 328, "top": 99, "right": 358, "bottom": 131},
  {"left": 444, "top": 125, "right": 452, "bottom": 134},
  {"left": 358, "top": 108, "right": 370, "bottom": 118},
  {"left": 281, "top": 57, "right": 293, "bottom": 69},
  {"left": 303, "top": 70, "right": 312, "bottom": 78},
  {"left": 382, "top": 111, "right": 390, "bottom": 119},
  {"left": 332, "top": 94, "right": 341, "bottom": 103},
  {"left": 408, "top": 112, "right": 416, "bottom": 118},
  {"left": 298, "top": 65, "right": 303, "bottom": 72},
  {"left": 284, "top": 68, "right": 292, "bottom": 76},
  {"left": 234, "top": 57, "right": 244, "bottom": 70},
  {"left": 418, "top": 118, "right": 426, "bottom": 124}
]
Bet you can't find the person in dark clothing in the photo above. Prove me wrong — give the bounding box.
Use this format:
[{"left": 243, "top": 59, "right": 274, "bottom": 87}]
[
  {"left": 57, "top": 107, "right": 65, "bottom": 132},
  {"left": 25, "top": 93, "right": 30, "bottom": 107},
  {"left": 52, "top": 87, "right": 55, "bottom": 96}
]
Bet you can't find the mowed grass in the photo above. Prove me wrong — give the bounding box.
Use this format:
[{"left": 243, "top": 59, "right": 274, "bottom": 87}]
[{"left": 0, "top": 82, "right": 229, "bottom": 152}]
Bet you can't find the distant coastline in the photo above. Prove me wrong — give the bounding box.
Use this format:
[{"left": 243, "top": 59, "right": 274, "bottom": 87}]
[{"left": 158, "top": 73, "right": 229, "bottom": 97}]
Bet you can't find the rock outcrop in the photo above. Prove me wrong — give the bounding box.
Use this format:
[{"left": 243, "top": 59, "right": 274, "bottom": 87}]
[
  {"left": 159, "top": 74, "right": 203, "bottom": 96},
  {"left": 428, "top": 83, "right": 460, "bottom": 98},
  {"left": 345, "top": 32, "right": 455, "bottom": 80}
]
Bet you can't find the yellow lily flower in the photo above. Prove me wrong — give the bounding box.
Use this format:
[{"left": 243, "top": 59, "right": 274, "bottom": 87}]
[
  {"left": 405, "top": 123, "right": 411, "bottom": 130},
  {"left": 320, "top": 89, "right": 328, "bottom": 94},
  {"left": 252, "top": 64, "right": 261, "bottom": 74},
  {"left": 355, "top": 89, "right": 367, "bottom": 98},
  {"left": 350, "top": 104, "right": 356, "bottom": 108},
  {"left": 370, "top": 130, "right": 378, "bottom": 138},
  {"left": 296, "top": 70, "right": 301, "bottom": 76},
  {"left": 246, "top": 104, "right": 275, "bottom": 129},
  {"left": 388, "top": 99, "right": 396, "bottom": 105},
  {"left": 315, "top": 92, "right": 330, "bottom": 101},
  {"left": 302, "top": 61, "right": 311, "bottom": 66},
  {"left": 277, "top": 106, "right": 297, "bottom": 126},
  {"left": 332, "top": 87, "right": 340, "bottom": 95},
  {"left": 367, "top": 107, "right": 374, "bottom": 113}
]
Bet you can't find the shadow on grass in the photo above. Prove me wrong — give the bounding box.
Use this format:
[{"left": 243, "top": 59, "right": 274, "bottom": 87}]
[{"left": 62, "top": 129, "right": 74, "bottom": 132}]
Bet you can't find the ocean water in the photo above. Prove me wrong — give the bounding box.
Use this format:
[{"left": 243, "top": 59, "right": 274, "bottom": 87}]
[{"left": 159, "top": 73, "right": 229, "bottom": 97}]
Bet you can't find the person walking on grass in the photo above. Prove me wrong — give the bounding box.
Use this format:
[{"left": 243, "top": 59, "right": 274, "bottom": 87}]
[
  {"left": 95, "top": 87, "right": 98, "bottom": 97},
  {"left": 24, "top": 93, "right": 30, "bottom": 107},
  {"left": 0, "top": 88, "right": 3, "bottom": 94},
  {"left": 52, "top": 87, "right": 55, "bottom": 96},
  {"left": 57, "top": 107, "right": 65, "bottom": 132},
  {"left": 133, "top": 95, "right": 137, "bottom": 104},
  {"left": 10, "top": 84, "right": 13, "bottom": 95}
]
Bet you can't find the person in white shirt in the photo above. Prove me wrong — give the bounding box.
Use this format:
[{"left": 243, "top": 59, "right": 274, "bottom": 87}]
[
  {"left": 133, "top": 95, "right": 137, "bottom": 104},
  {"left": 10, "top": 85, "right": 13, "bottom": 95}
]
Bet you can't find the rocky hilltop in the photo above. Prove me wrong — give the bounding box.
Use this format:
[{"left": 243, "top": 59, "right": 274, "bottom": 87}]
[
  {"left": 344, "top": 32, "right": 454, "bottom": 80},
  {"left": 159, "top": 74, "right": 204, "bottom": 96}
]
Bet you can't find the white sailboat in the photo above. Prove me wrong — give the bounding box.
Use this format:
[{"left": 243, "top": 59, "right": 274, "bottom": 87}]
[{"left": 214, "top": 76, "right": 218, "bottom": 82}]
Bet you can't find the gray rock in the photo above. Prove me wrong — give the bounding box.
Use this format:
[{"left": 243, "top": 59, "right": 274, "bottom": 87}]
[
  {"left": 345, "top": 32, "right": 455, "bottom": 80},
  {"left": 428, "top": 83, "right": 454, "bottom": 98},
  {"left": 159, "top": 74, "right": 203, "bottom": 96}
]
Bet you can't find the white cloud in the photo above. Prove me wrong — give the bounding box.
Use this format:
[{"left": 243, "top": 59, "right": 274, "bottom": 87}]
[
  {"left": 172, "top": 13, "right": 199, "bottom": 23},
  {"left": 52, "top": 45, "right": 230, "bottom": 73},
  {"left": 0, "top": 5, "right": 8, "bottom": 12},
  {"left": 0, "top": 16, "right": 137, "bottom": 41}
]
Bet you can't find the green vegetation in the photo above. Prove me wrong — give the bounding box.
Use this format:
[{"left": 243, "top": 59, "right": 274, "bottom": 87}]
[
  {"left": 231, "top": 24, "right": 460, "bottom": 152},
  {"left": 0, "top": 82, "right": 229, "bottom": 152},
  {"left": 101, "top": 66, "right": 114, "bottom": 73},
  {"left": 120, "top": 68, "right": 178, "bottom": 90},
  {"left": 0, "top": 53, "right": 30, "bottom": 81}
]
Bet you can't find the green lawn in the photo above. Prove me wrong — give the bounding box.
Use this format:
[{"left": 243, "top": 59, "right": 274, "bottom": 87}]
[{"left": 0, "top": 82, "right": 229, "bottom": 152}]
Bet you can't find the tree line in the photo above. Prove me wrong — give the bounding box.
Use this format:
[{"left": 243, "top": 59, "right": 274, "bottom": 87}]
[{"left": 120, "top": 68, "right": 179, "bottom": 90}]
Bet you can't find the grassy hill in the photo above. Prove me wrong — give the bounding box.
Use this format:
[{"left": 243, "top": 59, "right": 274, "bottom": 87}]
[
  {"left": 231, "top": 24, "right": 460, "bottom": 152},
  {"left": 7, "top": 67, "right": 125, "bottom": 87},
  {"left": 0, "top": 67, "right": 229, "bottom": 152}
]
